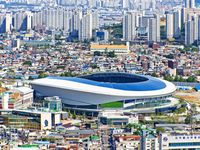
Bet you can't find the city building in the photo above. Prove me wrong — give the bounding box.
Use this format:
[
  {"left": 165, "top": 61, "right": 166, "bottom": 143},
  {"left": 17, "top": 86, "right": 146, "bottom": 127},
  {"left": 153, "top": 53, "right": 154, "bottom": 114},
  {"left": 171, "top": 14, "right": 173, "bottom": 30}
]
[
  {"left": 141, "top": 129, "right": 159, "bottom": 150},
  {"left": 114, "top": 134, "right": 140, "bottom": 149},
  {"left": 79, "top": 12, "right": 93, "bottom": 41},
  {"left": 185, "top": 0, "right": 196, "bottom": 8},
  {"left": 92, "top": 10, "right": 99, "bottom": 30},
  {"left": 0, "top": 87, "right": 33, "bottom": 109},
  {"left": 123, "top": 12, "right": 136, "bottom": 41},
  {"left": 173, "top": 10, "right": 181, "bottom": 38},
  {"left": 98, "top": 111, "right": 138, "bottom": 127},
  {"left": 160, "top": 132, "right": 200, "bottom": 149},
  {"left": 31, "top": 72, "right": 176, "bottom": 113},
  {"left": 13, "top": 11, "right": 32, "bottom": 31},
  {"left": 0, "top": 110, "right": 53, "bottom": 130},
  {"left": 148, "top": 14, "right": 160, "bottom": 43},
  {"left": 0, "top": 101, "right": 64, "bottom": 130},
  {"left": 71, "top": 9, "right": 82, "bottom": 35},
  {"left": 90, "top": 44, "right": 129, "bottom": 54},
  {"left": 0, "top": 13, "right": 11, "bottom": 33},
  {"left": 43, "top": 96, "right": 62, "bottom": 112},
  {"left": 166, "top": 13, "right": 174, "bottom": 39},
  {"left": 185, "top": 15, "right": 199, "bottom": 45},
  {"left": 5, "top": 13, "right": 11, "bottom": 33}
]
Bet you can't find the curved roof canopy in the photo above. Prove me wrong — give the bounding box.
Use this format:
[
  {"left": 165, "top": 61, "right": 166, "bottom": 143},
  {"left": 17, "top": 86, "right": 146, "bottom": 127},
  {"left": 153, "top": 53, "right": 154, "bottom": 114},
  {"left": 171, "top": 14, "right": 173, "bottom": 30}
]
[{"left": 46, "top": 73, "right": 167, "bottom": 91}]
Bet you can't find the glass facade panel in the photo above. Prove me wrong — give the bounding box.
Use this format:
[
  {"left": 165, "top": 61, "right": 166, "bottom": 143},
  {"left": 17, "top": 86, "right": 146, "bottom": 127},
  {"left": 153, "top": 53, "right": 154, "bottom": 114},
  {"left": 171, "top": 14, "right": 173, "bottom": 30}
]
[
  {"left": 125, "top": 99, "right": 171, "bottom": 109},
  {"left": 169, "top": 142, "right": 200, "bottom": 147}
]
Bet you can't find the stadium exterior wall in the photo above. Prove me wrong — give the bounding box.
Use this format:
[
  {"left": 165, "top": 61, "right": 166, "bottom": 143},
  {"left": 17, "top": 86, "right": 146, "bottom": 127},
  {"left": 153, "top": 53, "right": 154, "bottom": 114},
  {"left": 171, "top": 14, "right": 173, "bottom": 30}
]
[{"left": 31, "top": 74, "right": 177, "bottom": 109}]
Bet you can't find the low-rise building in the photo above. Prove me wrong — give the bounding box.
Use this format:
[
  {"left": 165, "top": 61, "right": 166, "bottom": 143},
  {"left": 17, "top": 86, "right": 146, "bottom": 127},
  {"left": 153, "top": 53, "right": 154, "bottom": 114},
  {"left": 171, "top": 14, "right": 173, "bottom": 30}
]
[
  {"left": 0, "top": 87, "right": 33, "bottom": 109},
  {"left": 0, "top": 107, "right": 64, "bottom": 130},
  {"left": 0, "top": 110, "right": 52, "bottom": 130},
  {"left": 90, "top": 44, "right": 129, "bottom": 54},
  {"left": 160, "top": 132, "right": 200, "bottom": 149},
  {"left": 141, "top": 129, "right": 159, "bottom": 150},
  {"left": 98, "top": 111, "right": 138, "bottom": 127},
  {"left": 114, "top": 134, "right": 140, "bottom": 150}
]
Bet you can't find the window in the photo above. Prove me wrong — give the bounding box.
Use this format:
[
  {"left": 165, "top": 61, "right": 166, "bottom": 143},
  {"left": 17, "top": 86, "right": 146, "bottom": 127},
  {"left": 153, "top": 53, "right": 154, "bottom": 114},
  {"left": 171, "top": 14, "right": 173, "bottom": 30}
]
[{"left": 169, "top": 142, "right": 200, "bottom": 147}]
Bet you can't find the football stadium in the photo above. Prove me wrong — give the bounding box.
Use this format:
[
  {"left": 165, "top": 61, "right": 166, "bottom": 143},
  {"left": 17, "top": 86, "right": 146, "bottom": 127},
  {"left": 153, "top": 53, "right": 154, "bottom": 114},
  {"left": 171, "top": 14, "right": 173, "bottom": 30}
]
[{"left": 31, "top": 73, "right": 177, "bottom": 113}]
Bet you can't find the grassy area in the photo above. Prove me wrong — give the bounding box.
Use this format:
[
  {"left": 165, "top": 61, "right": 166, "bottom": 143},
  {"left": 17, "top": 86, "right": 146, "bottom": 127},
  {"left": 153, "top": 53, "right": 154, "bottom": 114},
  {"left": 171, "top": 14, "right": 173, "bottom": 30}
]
[{"left": 99, "top": 101, "right": 123, "bottom": 108}]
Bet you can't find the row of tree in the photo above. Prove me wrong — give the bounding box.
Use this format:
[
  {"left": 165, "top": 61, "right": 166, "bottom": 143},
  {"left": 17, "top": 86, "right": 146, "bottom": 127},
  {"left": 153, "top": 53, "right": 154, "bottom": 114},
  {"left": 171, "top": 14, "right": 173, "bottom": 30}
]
[{"left": 164, "top": 75, "right": 197, "bottom": 83}]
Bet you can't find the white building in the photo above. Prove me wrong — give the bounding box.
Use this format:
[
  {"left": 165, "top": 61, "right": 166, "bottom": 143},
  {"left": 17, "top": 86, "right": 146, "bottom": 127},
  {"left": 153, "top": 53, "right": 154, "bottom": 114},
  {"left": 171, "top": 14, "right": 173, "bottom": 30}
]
[
  {"left": 148, "top": 14, "right": 160, "bottom": 43},
  {"left": 122, "top": 0, "right": 129, "bottom": 8},
  {"left": 0, "top": 13, "right": 6, "bottom": 33},
  {"left": 160, "top": 132, "right": 200, "bottom": 149},
  {"left": 135, "top": 0, "right": 156, "bottom": 10},
  {"left": 140, "top": 130, "right": 159, "bottom": 150},
  {"left": 12, "top": 87, "right": 34, "bottom": 108},
  {"left": 185, "top": 0, "right": 195, "bottom": 8},
  {"left": 166, "top": 13, "right": 174, "bottom": 39},
  {"left": 92, "top": 10, "right": 99, "bottom": 30},
  {"left": 5, "top": 13, "right": 11, "bottom": 33},
  {"left": 32, "top": 11, "right": 42, "bottom": 28},
  {"left": 123, "top": 12, "right": 136, "bottom": 41},
  {"left": 79, "top": 12, "right": 92, "bottom": 41},
  {"left": 185, "top": 15, "right": 199, "bottom": 45},
  {"left": 173, "top": 10, "right": 181, "bottom": 38},
  {"left": 148, "top": 18, "right": 157, "bottom": 42},
  {"left": 13, "top": 11, "right": 32, "bottom": 31},
  {"left": 71, "top": 9, "right": 82, "bottom": 33},
  {"left": 26, "top": 11, "right": 32, "bottom": 30},
  {"left": 98, "top": 110, "right": 138, "bottom": 127}
]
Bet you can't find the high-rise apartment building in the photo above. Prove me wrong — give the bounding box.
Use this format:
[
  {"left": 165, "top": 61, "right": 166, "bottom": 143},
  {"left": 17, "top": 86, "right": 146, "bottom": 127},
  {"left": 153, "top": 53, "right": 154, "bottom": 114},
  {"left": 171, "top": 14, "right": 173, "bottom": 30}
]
[
  {"left": 71, "top": 9, "right": 82, "bottom": 34},
  {"left": 92, "top": 10, "right": 99, "bottom": 30},
  {"left": 79, "top": 12, "right": 93, "bottom": 41},
  {"left": 148, "top": 14, "right": 160, "bottom": 43},
  {"left": 185, "top": 15, "right": 199, "bottom": 45},
  {"left": 13, "top": 11, "right": 32, "bottom": 31},
  {"left": 123, "top": 12, "right": 136, "bottom": 41},
  {"left": 185, "top": 0, "right": 195, "bottom": 8},
  {"left": 5, "top": 13, "right": 12, "bottom": 33},
  {"left": 166, "top": 13, "right": 174, "bottom": 39},
  {"left": 173, "top": 10, "right": 181, "bottom": 38}
]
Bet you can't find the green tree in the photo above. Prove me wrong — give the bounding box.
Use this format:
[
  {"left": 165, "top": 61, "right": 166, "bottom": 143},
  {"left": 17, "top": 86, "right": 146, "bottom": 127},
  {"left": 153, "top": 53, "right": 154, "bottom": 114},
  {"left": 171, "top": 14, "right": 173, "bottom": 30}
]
[
  {"left": 156, "top": 127, "right": 165, "bottom": 133},
  {"left": 91, "top": 63, "right": 98, "bottom": 69},
  {"left": 72, "top": 112, "right": 76, "bottom": 119},
  {"left": 38, "top": 72, "right": 48, "bottom": 78},
  {"left": 23, "top": 61, "right": 32, "bottom": 66},
  {"left": 151, "top": 72, "right": 158, "bottom": 77},
  {"left": 185, "top": 115, "right": 192, "bottom": 124},
  {"left": 179, "top": 76, "right": 185, "bottom": 82},
  {"left": 164, "top": 75, "right": 174, "bottom": 82},
  {"left": 186, "top": 76, "right": 196, "bottom": 82},
  {"left": 174, "top": 76, "right": 179, "bottom": 82},
  {"left": 107, "top": 51, "right": 116, "bottom": 58},
  {"left": 68, "top": 111, "right": 71, "bottom": 118},
  {"left": 60, "top": 71, "right": 77, "bottom": 77}
]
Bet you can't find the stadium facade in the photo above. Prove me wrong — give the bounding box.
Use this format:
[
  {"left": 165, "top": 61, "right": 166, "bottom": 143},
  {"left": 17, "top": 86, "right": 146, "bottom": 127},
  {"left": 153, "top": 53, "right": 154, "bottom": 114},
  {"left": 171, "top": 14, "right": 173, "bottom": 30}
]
[{"left": 31, "top": 73, "right": 177, "bottom": 112}]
